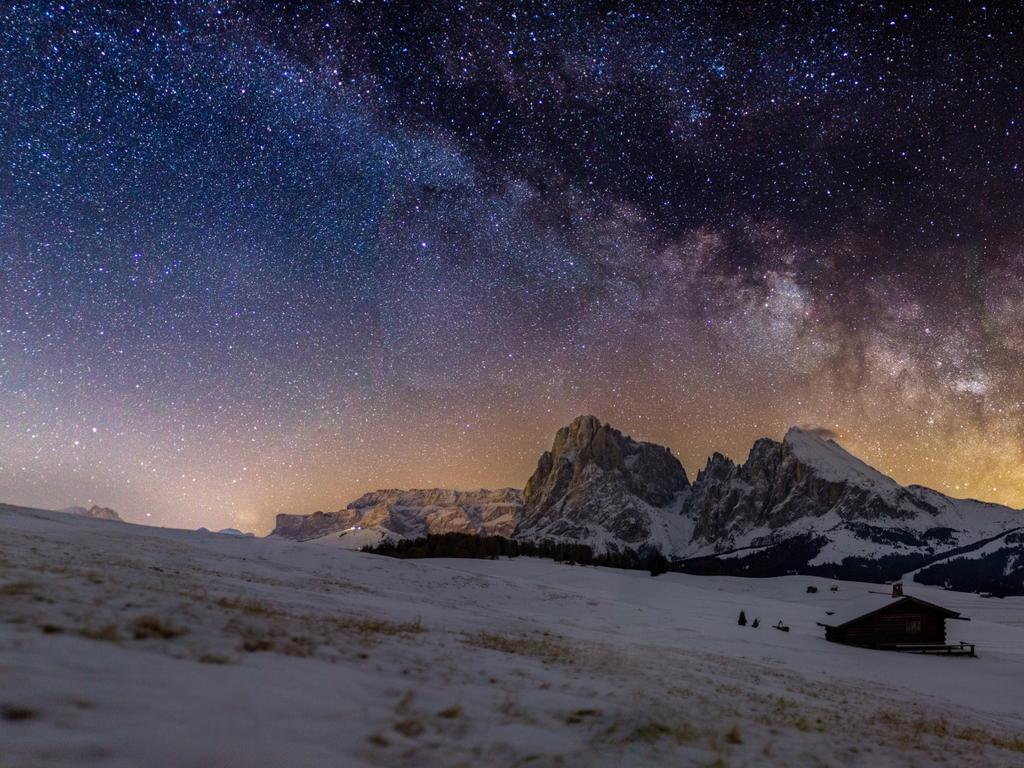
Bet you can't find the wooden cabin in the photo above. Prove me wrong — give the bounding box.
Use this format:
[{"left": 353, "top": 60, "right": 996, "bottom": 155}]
[{"left": 818, "top": 590, "right": 971, "bottom": 654}]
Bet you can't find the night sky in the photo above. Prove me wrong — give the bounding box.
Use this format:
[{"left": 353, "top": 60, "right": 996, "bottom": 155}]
[{"left": 2, "top": 1, "right": 1023, "bottom": 532}]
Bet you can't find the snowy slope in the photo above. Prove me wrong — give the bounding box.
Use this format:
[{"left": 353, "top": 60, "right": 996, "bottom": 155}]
[{"left": 2, "top": 505, "right": 1024, "bottom": 767}]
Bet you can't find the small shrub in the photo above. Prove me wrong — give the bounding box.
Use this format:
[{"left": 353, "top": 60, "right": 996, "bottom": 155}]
[
  {"left": 132, "top": 616, "right": 186, "bottom": 640},
  {"left": 329, "top": 615, "right": 425, "bottom": 639},
  {"left": 649, "top": 556, "right": 670, "bottom": 577},
  {"left": 2, "top": 705, "right": 38, "bottom": 721},
  {"left": 197, "top": 652, "right": 234, "bottom": 665},
  {"left": 725, "top": 724, "right": 743, "bottom": 744},
  {"left": 242, "top": 638, "right": 274, "bottom": 653},
  {"left": 215, "top": 596, "right": 281, "bottom": 616},
  {"left": 0, "top": 580, "right": 36, "bottom": 596},
  {"left": 79, "top": 624, "right": 121, "bottom": 643},
  {"left": 463, "top": 631, "right": 577, "bottom": 665},
  {"left": 394, "top": 719, "right": 424, "bottom": 737},
  {"left": 628, "top": 722, "right": 672, "bottom": 743},
  {"left": 280, "top": 635, "right": 316, "bottom": 658}
]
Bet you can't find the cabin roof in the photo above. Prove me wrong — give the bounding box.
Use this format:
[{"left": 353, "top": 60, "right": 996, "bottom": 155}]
[{"left": 817, "top": 594, "right": 963, "bottom": 629}]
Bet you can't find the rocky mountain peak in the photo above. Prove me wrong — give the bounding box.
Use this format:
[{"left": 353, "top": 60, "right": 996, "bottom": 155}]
[
  {"left": 697, "top": 452, "right": 737, "bottom": 479},
  {"left": 524, "top": 416, "right": 689, "bottom": 509},
  {"left": 517, "top": 416, "right": 689, "bottom": 546},
  {"left": 782, "top": 426, "right": 903, "bottom": 495}
]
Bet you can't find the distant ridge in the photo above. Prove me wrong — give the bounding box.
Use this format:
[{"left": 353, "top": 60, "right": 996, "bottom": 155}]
[{"left": 60, "top": 505, "right": 123, "bottom": 522}]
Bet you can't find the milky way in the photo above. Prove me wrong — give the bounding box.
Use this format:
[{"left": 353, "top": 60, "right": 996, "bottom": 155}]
[{"left": 2, "top": 2, "right": 1023, "bottom": 532}]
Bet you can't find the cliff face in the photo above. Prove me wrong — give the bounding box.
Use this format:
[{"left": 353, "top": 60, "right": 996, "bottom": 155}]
[
  {"left": 516, "top": 415, "right": 689, "bottom": 546},
  {"left": 685, "top": 429, "right": 923, "bottom": 549}
]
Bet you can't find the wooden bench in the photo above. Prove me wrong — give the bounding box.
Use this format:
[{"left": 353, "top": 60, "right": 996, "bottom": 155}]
[{"left": 880, "top": 642, "right": 976, "bottom": 657}]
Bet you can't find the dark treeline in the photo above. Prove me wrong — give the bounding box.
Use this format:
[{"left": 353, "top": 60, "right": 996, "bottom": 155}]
[
  {"left": 362, "top": 532, "right": 671, "bottom": 575},
  {"left": 914, "top": 547, "right": 1023, "bottom": 597},
  {"left": 363, "top": 531, "right": 1023, "bottom": 595}
]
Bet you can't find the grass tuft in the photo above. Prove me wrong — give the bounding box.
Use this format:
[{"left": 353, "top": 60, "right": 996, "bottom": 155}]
[
  {"left": 1, "top": 705, "right": 38, "bottom": 722},
  {"left": 215, "top": 596, "right": 282, "bottom": 616},
  {"left": 565, "top": 708, "right": 601, "bottom": 724},
  {"left": 197, "top": 652, "right": 234, "bottom": 665},
  {"left": 79, "top": 624, "right": 121, "bottom": 643},
  {"left": 132, "top": 616, "right": 187, "bottom": 640},
  {"left": 0, "top": 580, "right": 36, "bottom": 596},
  {"left": 393, "top": 719, "right": 424, "bottom": 737},
  {"left": 463, "top": 630, "right": 576, "bottom": 664}
]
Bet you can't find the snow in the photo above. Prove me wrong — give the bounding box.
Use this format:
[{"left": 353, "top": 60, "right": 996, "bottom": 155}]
[
  {"left": 784, "top": 427, "right": 904, "bottom": 500},
  {"left": 2, "top": 504, "right": 1024, "bottom": 767}
]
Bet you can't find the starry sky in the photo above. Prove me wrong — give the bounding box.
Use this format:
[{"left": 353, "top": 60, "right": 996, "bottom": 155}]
[{"left": 2, "top": 1, "right": 1023, "bottom": 533}]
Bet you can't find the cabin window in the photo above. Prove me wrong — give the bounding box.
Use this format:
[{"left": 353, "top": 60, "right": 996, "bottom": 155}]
[{"left": 906, "top": 619, "right": 922, "bottom": 634}]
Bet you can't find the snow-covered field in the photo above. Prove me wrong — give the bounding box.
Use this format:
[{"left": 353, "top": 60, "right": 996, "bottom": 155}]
[{"left": 2, "top": 505, "right": 1023, "bottom": 767}]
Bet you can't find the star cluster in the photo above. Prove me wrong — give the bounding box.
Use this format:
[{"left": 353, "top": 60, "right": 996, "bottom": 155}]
[{"left": 2, "top": 1, "right": 1023, "bottom": 531}]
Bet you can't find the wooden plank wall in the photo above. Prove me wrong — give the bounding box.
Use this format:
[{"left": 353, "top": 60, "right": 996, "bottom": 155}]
[{"left": 828, "top": 605, "right": 947, "bottom": 647}]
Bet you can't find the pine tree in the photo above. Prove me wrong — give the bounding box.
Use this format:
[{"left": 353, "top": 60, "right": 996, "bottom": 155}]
[
  {"left": 649, "top": 554, "right": 669, "bottom": 577},
  {"left": 738, "top": 610, "right": 747, "bottom": 626}
]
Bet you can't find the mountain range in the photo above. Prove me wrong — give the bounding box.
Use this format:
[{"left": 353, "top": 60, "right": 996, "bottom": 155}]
[
  {"left": 61, "top": 505, "right": 123, "bottom": 522},
  {"left": 272, "top": 415, "right": 1024, "bottom": 594}
]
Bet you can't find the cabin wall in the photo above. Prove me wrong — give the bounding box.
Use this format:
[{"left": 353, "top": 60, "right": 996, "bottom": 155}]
[{"left": 829, "top": 606, "right": 947, "bottom": 648}]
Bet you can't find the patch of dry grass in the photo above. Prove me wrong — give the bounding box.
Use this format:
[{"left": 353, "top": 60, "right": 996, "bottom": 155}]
[
  {"left": 463, "top": 630, "right": 577, "bottom": 665},
  {"left": 132, "top": 615, "right": 187, "bottom": 640},
  {"left": 215, "top": 596, "right": 283, "bottom": 616},
  {"left": 328, "top": 615, "right": 425, "bottom": 639},
  {"left": 565, "top": 708, "right": 601, "bottom": 725},
  {"left": 197, "top": 652, "right": 234, "bottom": 665},
  {"left": 0, "top": 580, "right": 37, "bottom": 596},
  {"left": 955, "top": 726, "right": 1024, "bottom": 754},
  {"left": 241, "top": 636, "right": 275, "bottom": 653},
  {"left": 2, "top": 705, "right": 38, "bottom": 722},
  {"left": 393, "top": 719, "right": 425, "bottom": 737},
  {"left": 623, "top": 720, "right": 698, "bottom": 745},
  {"left": 78, "top": 624, "right": 121, "bottom": 643},
  {"left": 871, "top": 709, "right": 1024, "bottom": 755}
]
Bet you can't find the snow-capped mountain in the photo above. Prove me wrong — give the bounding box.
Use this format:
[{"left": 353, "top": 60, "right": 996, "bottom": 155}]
[
  {"left": 271, "top": 488, "right": 523, "bottom": 546},
  {"left": 268, "top": 415, "right": 1023, "bottom": 592},
  {"left": 513, "top": 418, "right": 1023, "bottom": 592},
  {"left": 679, "top": 426, "right": 1021, "bottom": 584},
  {"left": 60, "top": 505, "right": 123, "bottom": 522}
]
